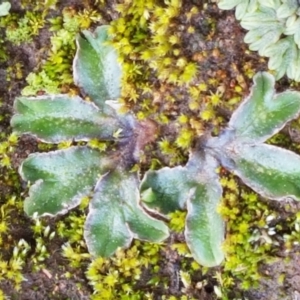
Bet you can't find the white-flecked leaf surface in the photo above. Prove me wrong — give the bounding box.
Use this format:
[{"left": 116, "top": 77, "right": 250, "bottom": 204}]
[
  {"left": 85, "top": 168, "right": 169, "bottom": 257},
  {"left": 11, "top": 95, "right": 121, "bottom": 143},
  {"left": 141, "top": 152, "right": 224, "bottom": 267},
  {"left": 141, "top": 166, "right": 191, "bottom": 214},
  {"left": 185, "top": 153, "right": 224, "bottom": 267},
  {"left": 21, "top": 146, "right": 111, "bottom": 216},
  {"left": 228, "top": 72, "right": 300, "bottom": 143},
  {"left": 223, "top": 143, "right": 300, "bottom": 201},
  {"left": 73, "top": 25, "right": 122, "bottom": 109},
  {"left": 218, "top": 0, "right": 259, "bottom": 20}
]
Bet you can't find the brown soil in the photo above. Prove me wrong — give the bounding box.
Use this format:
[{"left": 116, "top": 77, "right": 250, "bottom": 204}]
[{"left": 1, "top": 1, "right": 300, "bottom": 300}]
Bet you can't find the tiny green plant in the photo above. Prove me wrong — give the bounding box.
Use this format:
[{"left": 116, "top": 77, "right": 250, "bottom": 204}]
[
  {"left": 218, "top": 0, "right": 300, "bottom": 81},
  {"left": 141, "top": 71, "right": 300, "bottom": 266},
  {"left": 11, "top": 25, "right": 168, "bottom": 258},
  {"left": 11, "top": 25, "right": 300, "bottom": 268}
]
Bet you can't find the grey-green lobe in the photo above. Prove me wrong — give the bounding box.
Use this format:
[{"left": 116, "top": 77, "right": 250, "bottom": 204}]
[
  {"left": 141, "top": 152, "right": 224, "bottom": 267},
  {"left": 241, "top": 7, "right": 284, "bottom": 55},
  {"left": 11, "top": 95, "right": 120, "bottom": 143},
  {"left": 185, "top": 181, "right": 224, "bottom": 267},
  {"left": 85, "top": 168, "right": 169, "bottom": 257},
  {"left": 276, "top": 0, "right": 298, "bottom": 18},
  {"left": 184, "top": 153, "right": 224, "bottom": 267},
  {"left": 140, "top": 166, "right": 191, "bottom": 214},
  {"left": 218, "top": 0, "right": 252, "bottom": 20},
  {"left": 225, "top": 143, "right": 300, "bottom": 201},
  {"left": 264, "top": 37, "right": 298, "bottom": 80},
  {"left": 73, "top": 25, "right": 122, "bottom": 109},
  {"left": 21, "top": 146, "right": 109, "bottom": 216},
  {"left": 85, "top": 177, "right": 132, "bottom": 257},
  {"left": 229, "top": 72, "right": 300, "bottom": 143}
]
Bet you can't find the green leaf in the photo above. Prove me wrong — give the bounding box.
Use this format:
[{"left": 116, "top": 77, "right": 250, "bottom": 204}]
[
  {"left": 217, "top": 0, "right": 243, "bottom": 10},
  {"left": 140, "top": 166, "right": 191, "bottom": 214},
  {"left": 276, "top": 0, "right": 298, "bottom": 18},
  {"left": 185, "top": 176, "right": 224, "bottom": 267},
  {"left": 229, "top": 72, "right": 300, "bottom": 143},
  {"left": 264, "top": 38, "right": 292, "bottom": 70},
  {"left": 241, "top": 7, "right": 281, "bottom": 30},
  {"left": 241, "top": 7, "right": 284, "bottom": 52},
  {"left": 218, "top": 0, "right": 249, "bottom": 19},
  {"left": 244, "top": 25, "right": 280, "bottom": 45},
  {"left": 244, "top": 22, "right": 284, "bottom": 56},
  {"left": 234, "top": 2, "right": 249, "bottom": 20},
  {"left": 141, "top": 152, "right": 224, "bottom": 267},
  {"left": 258, "top": 0, "right": 281, "bottom": 9},
  {"left": 263, "top": 37, "right": 300, "bottom": 80},
  {"left": 224, "top": 143, "right": 300, "bottom": 201},
  {"left": 123, "top": 192, "right": 169, "bottom": 242},
  {"left": 73, "top": 25, "right": 122, "bottom": 109},
  {"left": 184, "top": 153, "right": 224, "bottom": 267},
  {"left": 11, "top": 95, "right": 121, "bottom": 143},
  {"left": 85, "top": 187, "right": 132, "bottom": 257},
  {"left": 294, "top": 29, "right": 300, "bottom": 48},
  {"left": 218, "top": 0, "right": 262, "bottom": 20},
  {"left": 218, "top": 1, "right": 300, "bottom": 81},
  {"left": 241, "top": 8, "right": 284, "bottom": 55},
  {"left": 21, "top": 146, "right": 110, "bottom": 216},
  {"left": 285, "top": 44, "right": 300, "bottom": 82},
  {"left": 284, "top": 15, "right": 300, "bottom": 35},
  {"left": 85, "top": 168, "right": 169, "bottom": 257}
]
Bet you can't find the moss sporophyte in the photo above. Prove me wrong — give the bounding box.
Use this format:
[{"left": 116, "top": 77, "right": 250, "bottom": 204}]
[{"left": 10, "top": 25, "right": 300, "bottom": 267}]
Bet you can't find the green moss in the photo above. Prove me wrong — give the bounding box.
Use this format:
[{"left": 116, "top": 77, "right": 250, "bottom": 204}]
[
  {"left": 217, "top": 173, "right": 285, "bottom": 294},
  {"left": 1, "top": 1, "right": 300, "bottom": 298},
  {"left": 86, "top": 241, "right": 163, "bottom": 299},
  {"left": 0, "top": 11, "right": 45, "bottom": 45},
  {"left": 22, "top": 7, "right": 102, "bottom": 96},
  {"left": 108, "top": 1, "right": 246, "bottom": 171},
  {"left": 0, "top": 196, "right": 25, "bottom": 290},
  {"left": 168, "top": 211, "right": 186, "bottom": 233}
]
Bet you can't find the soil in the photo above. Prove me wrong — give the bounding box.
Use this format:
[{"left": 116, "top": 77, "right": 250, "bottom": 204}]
[{"left": 1, "top": 1, "right": 300, "bottom": 300}]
